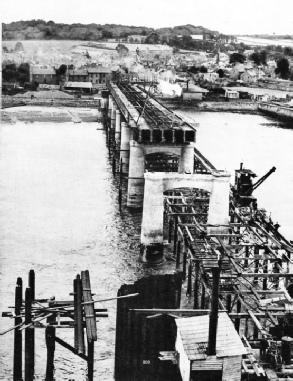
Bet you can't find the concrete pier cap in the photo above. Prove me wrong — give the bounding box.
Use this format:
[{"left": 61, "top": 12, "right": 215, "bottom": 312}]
[{"left": 140, "top": 170, "right": 231, "bottom": 262}]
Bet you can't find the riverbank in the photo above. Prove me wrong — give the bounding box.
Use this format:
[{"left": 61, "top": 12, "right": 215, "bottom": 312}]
[
  {"left": 1, "top": 105, "right": 101, "bottom": 124},
  {"left": 159, "top": 99, "right": 291, "bottom": 127},
  {"left": 259, "top": 102, "right": 293, "bottom": 125},
  {"left": 159, "top": 98, "right": 260, "bottom": 113},
  {"left": 1, "top": 95, "right": 101, "bottom": 110}
]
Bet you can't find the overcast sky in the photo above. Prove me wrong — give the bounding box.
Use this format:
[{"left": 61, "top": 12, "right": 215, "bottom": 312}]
[{"left": 1, "top": 0, "right": 293, "bottom": 35}]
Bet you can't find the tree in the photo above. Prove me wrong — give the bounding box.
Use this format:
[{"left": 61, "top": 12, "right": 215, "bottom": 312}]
[
  {"left": 101, "top": 29, "right": 113, "bottom": 39},
  {"left": 284, "top": 47, "right": 293, "bottom": 56},
  {"left": 275, "top": 57, "right": 290, "bottom": 79},
  {"left": 259, "top": 50, "right": 267, "bottom": 65},
  {"left": 17, "top": 63, "right": 30, "bottom": 84},
  {"left": 217, "top": 69, "right": 224, "bottom": 78},
  {"left": 2, "top": 46, "right": 9, "bottom": 53},
  {"left": 2, "top": 62, "right": 30, "bottom": 84},
  {"left": 14, "top": 41, "right": 24, "bottom": 52},
  {"left": 116, "top": 43, "right": 129, "bottom": 57},
  {"left": 2, "top": 63, "right": 18, "bottom": 82},
  {"left": 145, "top": 32, "right": 159, "bottom": 44},
  {"left": 199, "top": 66, "right": 208, "bottom": 73},
  {"left": 229, "top": 52, "right": 245, "bottom": 64},
  {"left": 56, "top": 64, "right": 67, "bottom": 76},
  {"left": 275, "top": 45, "right": 283, "bottom": 53},
  {"left": 250, "top": 52, "right": 261, "bottom": 66}
]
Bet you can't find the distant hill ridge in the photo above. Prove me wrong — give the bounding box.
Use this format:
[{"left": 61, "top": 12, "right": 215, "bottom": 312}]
[{"left": 2, "top": 20, "right": 218, "bottom": 41}]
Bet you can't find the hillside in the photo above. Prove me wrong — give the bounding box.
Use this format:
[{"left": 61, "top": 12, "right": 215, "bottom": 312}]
[{"left": 2, "top": 20, "right": 217, "bottom": 41}]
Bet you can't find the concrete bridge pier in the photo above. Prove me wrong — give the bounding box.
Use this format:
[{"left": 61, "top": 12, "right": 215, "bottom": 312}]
[
  {"left": 207, "top": 172, "right": 231, "bottom": 234},
  {"left": 127, "top": 141, "right": 145, "bottom": 208},
  {"left": 120, "top": 122, "right": 133, "bottom": 174},
  {"left": 140, "top": 173, "right": 164, "bottom": 262},
  {"left": 111, "top": 103, "right": 117, "bottom": 130},
  {"left": 178, "top": 143, "right": 195, "bottom": 174},
  {"left": 115, "top": 110, "right": 121, "bottom": 142},
  {"left": 108, "top": 95, "right": 113, "bottom": 118}
]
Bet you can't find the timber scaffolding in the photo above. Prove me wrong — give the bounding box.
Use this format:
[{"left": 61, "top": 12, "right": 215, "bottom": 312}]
[
  {"left": 1, "top": 270, "right": 138, "bottom": 380},
  {"left": 162, "top": 185, "right": 293, "bottom": 379},
  {"left": 101, "top": 82, "right": 293, "bottom": 380}
]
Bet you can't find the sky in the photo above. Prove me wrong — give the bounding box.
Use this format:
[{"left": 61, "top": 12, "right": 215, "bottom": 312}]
[{"left": 1, "top": 0, "right": 293, "bottom": 35}]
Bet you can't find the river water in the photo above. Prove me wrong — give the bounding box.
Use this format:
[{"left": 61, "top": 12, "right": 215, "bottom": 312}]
[
  {"left": 176, "top": 111, "right": 293, "bottom": 240},
  {"left": 0, "top": 110, "right": 292, "bottom": 380}
]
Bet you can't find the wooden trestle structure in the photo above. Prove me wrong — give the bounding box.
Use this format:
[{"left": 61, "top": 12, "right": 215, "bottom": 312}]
[
  {"left": 163, "top": 177, "right": 293, "bottom": 378},
  {"left": 1, "top": 270, "right": 108, "bottom": 381}
]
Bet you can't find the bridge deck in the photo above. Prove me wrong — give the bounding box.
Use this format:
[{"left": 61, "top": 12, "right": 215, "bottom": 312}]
[{"left": 109, "top": 82, "right": 197, "bottom": 144}]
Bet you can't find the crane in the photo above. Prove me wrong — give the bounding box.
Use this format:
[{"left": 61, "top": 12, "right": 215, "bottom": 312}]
[
  {"left": 243, "top": 166, "right": 276, "bottom": 196},
  {"left": 233, "top": 164, "right": 276, "bottom": 206}
]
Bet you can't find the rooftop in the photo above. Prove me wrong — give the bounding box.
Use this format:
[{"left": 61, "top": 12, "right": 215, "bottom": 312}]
[
  {"left": 176, "top": 312, "right": 246, "bottom": 361},
  {"left": 87, "top": 66, "right": 112, "bottom": 74},
  {"left": 68, "top": 70, "right": 88, "bottom": 76},
  {"left": 64, "top": 82, "right": 92, "bottom": 88},
  {"left": 31, "top": 68, "right": 56, "bottom": 75}
]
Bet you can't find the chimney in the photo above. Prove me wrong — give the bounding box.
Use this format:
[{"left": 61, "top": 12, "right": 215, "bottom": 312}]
[{"left": 207, "top": 267, "right": 220, "bottom": 356}]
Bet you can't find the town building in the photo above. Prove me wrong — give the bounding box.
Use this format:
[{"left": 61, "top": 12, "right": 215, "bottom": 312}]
[
  {"left": 225, "top": 89, "right": 239, "bottom": 99},
  {"left": 240, "top": 69, "right": 257, "bottom": 83},
  {"left": 127, "top": 35, "right": 146, "bottom": 43},
  {"left": 203, "top": 72, "right": 219, "bottom": 82},
  {"left": 87, "top": 65, "right": 113, "bottom": 88},
  {"left": 30, "top": 68, "right": 58, "bottom": 85},
  {"left": 68, "top": 69, "right": 89, "bottom": 82},
  {"left": 182, "top": 83, "right": 209, "bottom": 100},
  {"left": 63, "top": 81, "right": 92, "bottom": 94},
  {"left": 229, "top": 64, "right": 245, "bottom": 80}
]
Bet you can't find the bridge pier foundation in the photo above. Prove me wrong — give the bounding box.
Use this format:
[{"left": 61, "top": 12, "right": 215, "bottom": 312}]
[
  {"left": 179, "top": 144, "right": 195, "bottom": 174},
  {"left": 207, "top": 172, "right": 231, "bottom": 234},
  {"left": 120, "top": 122, "right": 133, "bottom": 174},
  {"left": 127, "top": 141, "right": 145, "bottom": 208},
  {"left": 115, "top": 110, "right": 121, "bottom": 142},
  {"left": 108, "top": 95, "right": 113, "bottom": 118},
  {"left": 111, "top": 103, "right": 117, "bottom": 130},
  {"left": 140, "top": 174, "right": 164, "bottom": 262}
]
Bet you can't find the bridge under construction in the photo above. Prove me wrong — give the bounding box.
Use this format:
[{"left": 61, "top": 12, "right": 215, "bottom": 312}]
[
  {"left": 103, "top": 81, "right": 293, "bottom": 380},
  {"left": 2, "top": 81, "right": 293, "bottom": 381}
]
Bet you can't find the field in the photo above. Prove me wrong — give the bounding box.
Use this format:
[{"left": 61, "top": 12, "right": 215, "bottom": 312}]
[{"left": 237, "top": 36, "right": 293, "bottom": 47}]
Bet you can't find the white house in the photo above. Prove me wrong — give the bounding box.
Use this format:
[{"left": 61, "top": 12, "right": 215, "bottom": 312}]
[
  {"left": 203, "top": 72, "right": 220, "bottom": 82},
  {"left": 225, "top": 89, "right": 239, "bottom": 99},
  {"left": 182, "top": 84, "right": 209, "bottom": 101},
  {"left": 240, "top": 70, "right": 257, "bottom": 83}
]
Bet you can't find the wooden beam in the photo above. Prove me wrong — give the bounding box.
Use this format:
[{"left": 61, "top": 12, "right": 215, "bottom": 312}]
[
  {"left": 229, "top": 312, "right": 284, "bottom": 318},
  {"left": 240, "top": 273, "right": 293, "bottom": 278},
  {"left": 129, "top": 309, "right": 211, "bottom": 315},
  {"left": 54, "top": 335, "right": 88, "bottom": 361},
  {"left": 240, "top": 290, "right": 284, "bottom": 295},
  {"left": 170, "top": 212, "right": 208, "bottom": 216},
  {"left": 248, "top": 310, "right": 269, "bottom": 338}
]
